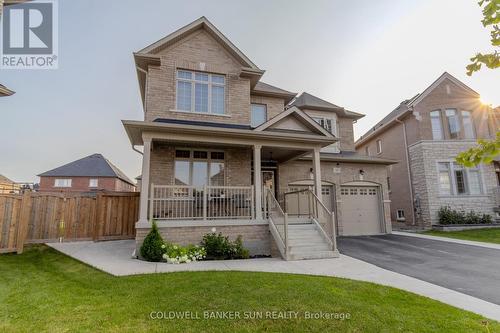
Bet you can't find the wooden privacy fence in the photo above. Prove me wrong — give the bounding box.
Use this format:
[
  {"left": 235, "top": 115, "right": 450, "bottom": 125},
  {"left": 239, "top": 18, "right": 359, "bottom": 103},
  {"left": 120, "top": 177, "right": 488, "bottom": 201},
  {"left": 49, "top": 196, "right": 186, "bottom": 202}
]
[{"left": 0, "top": 191, "right": 139, "bottom": 254}]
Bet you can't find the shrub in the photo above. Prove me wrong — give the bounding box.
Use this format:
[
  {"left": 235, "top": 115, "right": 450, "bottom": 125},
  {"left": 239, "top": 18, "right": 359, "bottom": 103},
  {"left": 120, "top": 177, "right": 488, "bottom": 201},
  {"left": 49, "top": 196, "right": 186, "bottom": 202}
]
[
  {"left": 162, "top": 243, "right": 206, "bottom": 264},
  {"left": 140, "top": 220, "right": 164, "bottom": 262},
  {"left": 438, "top": 206, "right": 492, "bottom": 225},
  {"left": 201, "top": 233, "right": 250, "bottom": 259}
]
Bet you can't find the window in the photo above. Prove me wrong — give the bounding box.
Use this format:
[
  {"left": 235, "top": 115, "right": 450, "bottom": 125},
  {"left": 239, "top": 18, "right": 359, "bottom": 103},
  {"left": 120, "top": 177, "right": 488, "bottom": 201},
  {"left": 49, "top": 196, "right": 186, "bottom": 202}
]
[
  {"left": 445, "top": 109, "right": 460, "bottom": 139},
  {"left": 174, "top": 149, "right": 225, "bottom": 187},
  {"left": 251, "top": 104, "right": 267, "bottom": 127},
  {"left": 376, "top": 140, "right": 382, "bottom": 154},
  {"left": 176, "top": 70, "right": 225, "bottom": 114},
  {"left": 437, "top": 162, "right": 483, "bottom": 195},
  {"left": 365, "top": 146, "right": 370, "bottom": 156},
  {"left": 397, "top": 209, "right": 405, "bottom": 221},
  {"left": 312, "top": 116, "right": 339, "bottom": 152},
  {"left": 430, "top": 110, "right": 443, "bottom": 140},
  {"left": 461, "top": 111, "right": 475, "bottom": 139},
  {"left": 54, "top": 179, "right": 72, "bottom": 187},
  {"left": 89, "top": 179, "right": 98, "bottom": 187},
  {"left": 387, "top": 177, "right": 391, "bottom": 193}
]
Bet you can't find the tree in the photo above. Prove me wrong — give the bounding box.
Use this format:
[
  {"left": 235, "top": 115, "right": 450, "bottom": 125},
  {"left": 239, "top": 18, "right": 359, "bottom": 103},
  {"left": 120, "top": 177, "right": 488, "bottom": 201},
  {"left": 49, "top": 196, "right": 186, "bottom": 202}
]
[
  {"left": 466, "top": 0, "right": 500, "bottom": 76},
  {"left": 456, "top": 131, "right": 500, "bottom": 167}
]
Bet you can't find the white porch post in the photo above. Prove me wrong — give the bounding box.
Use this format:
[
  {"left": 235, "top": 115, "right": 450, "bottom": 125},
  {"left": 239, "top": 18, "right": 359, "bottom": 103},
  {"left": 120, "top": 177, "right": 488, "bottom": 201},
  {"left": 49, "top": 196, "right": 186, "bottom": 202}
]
[
  {"left": 138, "top": 138, "right": 152, "bottom": 223},
  {"left": 312, "top": 146, "right": 323, "bottom": 203},
  {"left": 253, "top": 145, "right": 263, "bottom": 220}
]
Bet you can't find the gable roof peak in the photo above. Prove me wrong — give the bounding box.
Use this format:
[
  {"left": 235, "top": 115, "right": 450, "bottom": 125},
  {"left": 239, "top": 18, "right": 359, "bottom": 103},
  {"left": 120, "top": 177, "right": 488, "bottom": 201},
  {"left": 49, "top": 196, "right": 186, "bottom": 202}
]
[{"left": 290, "top": 92, "right": 364, "bottom": 119}]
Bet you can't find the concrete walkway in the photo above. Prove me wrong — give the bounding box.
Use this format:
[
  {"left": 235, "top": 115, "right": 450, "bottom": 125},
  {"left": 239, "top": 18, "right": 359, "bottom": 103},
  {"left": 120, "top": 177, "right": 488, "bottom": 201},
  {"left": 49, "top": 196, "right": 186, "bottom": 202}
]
[
  {"left": 393, "top": 231, "right": 500, "bottom": 250},
  {"left": 47, "top": 240, "right": 500, "bottom": 321}
]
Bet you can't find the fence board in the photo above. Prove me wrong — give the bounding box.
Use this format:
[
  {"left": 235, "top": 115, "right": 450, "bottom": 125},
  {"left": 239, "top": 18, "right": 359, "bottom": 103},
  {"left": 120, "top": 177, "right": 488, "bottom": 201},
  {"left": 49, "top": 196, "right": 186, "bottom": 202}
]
[{"left": 0, "top": 192, "right": 139, "bottom": 253}]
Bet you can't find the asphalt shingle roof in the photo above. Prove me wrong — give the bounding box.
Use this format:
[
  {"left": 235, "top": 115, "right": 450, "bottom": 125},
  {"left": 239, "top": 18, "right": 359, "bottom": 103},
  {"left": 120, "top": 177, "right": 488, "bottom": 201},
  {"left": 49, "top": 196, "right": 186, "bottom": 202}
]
[
  {"left": 38, "top": 154, "right": 135, "bottom": 185},
  {"left": 290, "top": 92, "right": 365, "bottom": 119}
]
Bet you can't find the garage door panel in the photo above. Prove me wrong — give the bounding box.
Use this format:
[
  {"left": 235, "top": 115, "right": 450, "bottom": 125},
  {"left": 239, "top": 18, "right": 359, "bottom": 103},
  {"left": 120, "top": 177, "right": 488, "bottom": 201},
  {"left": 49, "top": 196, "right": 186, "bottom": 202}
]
[{"left": 340, "top": 186, "right": 381, "bottom": 236}]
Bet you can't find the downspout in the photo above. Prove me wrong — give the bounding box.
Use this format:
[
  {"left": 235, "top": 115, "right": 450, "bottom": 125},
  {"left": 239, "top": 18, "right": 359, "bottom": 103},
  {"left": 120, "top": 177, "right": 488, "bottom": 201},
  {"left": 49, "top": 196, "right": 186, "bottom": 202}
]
[
  {"left": 395, "top": 117, "right": 416, "bottom": 225},
  {"left": 132, "top": 145, "right": 143, "bottom": 156}
]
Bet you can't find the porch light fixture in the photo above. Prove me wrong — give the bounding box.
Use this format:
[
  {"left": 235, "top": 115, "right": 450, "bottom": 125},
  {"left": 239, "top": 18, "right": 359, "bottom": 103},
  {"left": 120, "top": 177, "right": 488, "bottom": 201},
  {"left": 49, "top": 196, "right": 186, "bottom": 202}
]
[
  {"left": 359, "top": 169, "right": 365, "bottom": 181},
  {"left": 309, "top": 168, "right": 314, "bottom": 179}
]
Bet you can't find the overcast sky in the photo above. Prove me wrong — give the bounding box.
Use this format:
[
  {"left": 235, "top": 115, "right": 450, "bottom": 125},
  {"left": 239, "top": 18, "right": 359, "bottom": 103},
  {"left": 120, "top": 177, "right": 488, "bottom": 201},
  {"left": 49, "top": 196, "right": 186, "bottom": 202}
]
[{"left": 1, "top": 0, "right": 498, "bottom": 182}]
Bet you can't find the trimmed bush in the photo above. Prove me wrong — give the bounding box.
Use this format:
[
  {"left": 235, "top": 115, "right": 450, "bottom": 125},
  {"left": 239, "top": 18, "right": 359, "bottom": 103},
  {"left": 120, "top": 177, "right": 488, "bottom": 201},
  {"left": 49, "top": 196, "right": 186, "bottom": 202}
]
[
  {"left": 201, "top": 233, "right": 250, "bottom": 260},
  {"left": 438, "top": 206, "right": 492, "bottom": 225},
  {"left": 140, "top": 221, "right": 164, "bottom": 262}
]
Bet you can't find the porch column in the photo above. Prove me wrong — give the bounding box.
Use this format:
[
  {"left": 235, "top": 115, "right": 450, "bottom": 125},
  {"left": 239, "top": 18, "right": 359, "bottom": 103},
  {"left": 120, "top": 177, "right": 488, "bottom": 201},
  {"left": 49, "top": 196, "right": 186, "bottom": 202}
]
[
  {"left": 138, "top": 138, "right": 152, "bottom": 223},
  {"left": 253, "top": 145, "right": 263, "bottom": 220},
  {"left": 312, "top": 146, "right": 323, "bottom": 203}
]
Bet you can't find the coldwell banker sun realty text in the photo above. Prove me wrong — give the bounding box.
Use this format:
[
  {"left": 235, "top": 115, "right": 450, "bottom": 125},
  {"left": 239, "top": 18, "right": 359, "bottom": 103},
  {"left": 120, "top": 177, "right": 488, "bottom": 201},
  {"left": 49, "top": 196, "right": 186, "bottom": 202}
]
[{"left": 1, "top": 0, "right": 58, "bottom": 69}]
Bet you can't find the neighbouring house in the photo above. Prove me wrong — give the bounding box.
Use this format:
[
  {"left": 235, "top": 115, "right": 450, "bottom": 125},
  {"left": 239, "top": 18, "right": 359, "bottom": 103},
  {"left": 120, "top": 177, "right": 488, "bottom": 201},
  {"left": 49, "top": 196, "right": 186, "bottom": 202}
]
[
  {"left": 356, "top": 72, "right": 500, "bottom": 230},
  {"left": 38, "top": 153, "right": 136, "bottom": 192},
  {"left": 0, "top": 174, "right": 21, "bottom": 193},
  {"left": 123, "top": 17, "right": 396, "bottom": 260}
]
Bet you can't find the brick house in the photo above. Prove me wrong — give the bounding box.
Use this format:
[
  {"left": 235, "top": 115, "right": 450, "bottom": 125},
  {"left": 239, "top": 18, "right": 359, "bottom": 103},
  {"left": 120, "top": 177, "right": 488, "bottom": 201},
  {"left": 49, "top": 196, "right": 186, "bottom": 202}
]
[
  {"left": 356, "top": 72, "right": 500, "bottom": 230},
  {"left": 38, "top": 154, "right": 136, "bottom": 192},
  {"left": 123, "top": 17, "right": 396, "bottom": 260}
]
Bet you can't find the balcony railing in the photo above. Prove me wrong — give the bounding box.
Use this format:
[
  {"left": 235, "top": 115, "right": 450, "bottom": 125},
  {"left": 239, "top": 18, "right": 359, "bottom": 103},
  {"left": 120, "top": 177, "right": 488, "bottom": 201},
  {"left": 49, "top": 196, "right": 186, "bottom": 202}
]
[{"left": 149, "top": 184, "right": 254, "bottom": 220}]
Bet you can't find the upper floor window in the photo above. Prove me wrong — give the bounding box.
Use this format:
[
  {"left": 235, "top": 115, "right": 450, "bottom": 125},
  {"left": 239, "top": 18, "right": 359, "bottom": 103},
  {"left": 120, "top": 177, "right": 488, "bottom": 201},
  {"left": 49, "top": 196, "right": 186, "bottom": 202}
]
[
  {"left": 312, "top": 116, "right": 339, "bottom": 152},
  {"left": 54, "top": 179, "right": 71, "bottom": 187},
  {"left": 445, "top": 109, "right": 460, "bottom": 139},
  {"left": 430, "top": 110, "right": 443, "bottom": 140},
  {"left": 89, "top": 179, "right": 98, "bottom": 187},
  {"left": 365, "top": 146, "right": 370, "bottom": 156},
  {"left": 461, "top": 111, "right": 475, "bottom": 139},
  {"left": 376, "top": 139, "right": 382, "bottom": 154},
  {"left": 438, "top": 162, "right": 482, "bottom": 196},
  {"left": 176, "top": 70, "right": 225, "bottom": 115},
  {"left": 251, "top": 104, "right": 267, "bottom": 127}
]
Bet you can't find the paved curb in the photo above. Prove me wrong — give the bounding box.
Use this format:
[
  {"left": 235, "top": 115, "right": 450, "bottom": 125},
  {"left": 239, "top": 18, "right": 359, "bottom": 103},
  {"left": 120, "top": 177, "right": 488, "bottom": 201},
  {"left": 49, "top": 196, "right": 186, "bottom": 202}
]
[
  {"left": 47, "top": 240, "right": 500, "bottom": 322},
  {"left": 392, "top": 231, "right": 500, "bottom": 250}
]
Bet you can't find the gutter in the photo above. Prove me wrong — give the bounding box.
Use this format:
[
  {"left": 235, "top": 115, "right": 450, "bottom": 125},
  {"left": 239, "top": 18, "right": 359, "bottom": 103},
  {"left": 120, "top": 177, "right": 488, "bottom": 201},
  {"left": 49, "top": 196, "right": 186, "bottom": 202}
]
[{"left": 395, "top": 118, "right": 416, "bottom": 225}]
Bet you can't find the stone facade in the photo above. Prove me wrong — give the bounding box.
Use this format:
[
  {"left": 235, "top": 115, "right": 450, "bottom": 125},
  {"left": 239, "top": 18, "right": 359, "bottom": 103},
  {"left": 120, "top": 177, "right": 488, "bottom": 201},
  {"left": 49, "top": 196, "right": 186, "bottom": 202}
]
[
  {"left": 409, "top": 140, "right": 498, "bottom": 227},
  {"left": 278, "top": 160, "right": 392, "bottom": 235}
]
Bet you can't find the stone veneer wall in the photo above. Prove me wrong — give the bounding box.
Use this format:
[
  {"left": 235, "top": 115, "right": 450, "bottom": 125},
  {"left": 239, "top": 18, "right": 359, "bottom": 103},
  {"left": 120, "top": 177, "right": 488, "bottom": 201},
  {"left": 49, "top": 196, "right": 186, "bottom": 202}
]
[
  {"left": 136, "top": 224, "right": 273, "bottom": 257},
  {"left": 409, "top": 140, "right": 497, "bottom": 227}
]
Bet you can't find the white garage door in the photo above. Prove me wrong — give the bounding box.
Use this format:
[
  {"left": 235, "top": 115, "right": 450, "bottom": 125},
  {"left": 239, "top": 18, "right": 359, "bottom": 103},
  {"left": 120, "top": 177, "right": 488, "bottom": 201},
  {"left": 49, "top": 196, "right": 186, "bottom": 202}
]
[{"left": 340, "top": 186, "right": 382, "bottom": 236}]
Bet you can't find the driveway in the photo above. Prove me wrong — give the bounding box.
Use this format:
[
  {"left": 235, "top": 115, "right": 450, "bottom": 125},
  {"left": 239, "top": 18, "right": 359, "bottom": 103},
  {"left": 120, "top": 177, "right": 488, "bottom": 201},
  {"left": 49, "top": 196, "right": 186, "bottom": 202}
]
[{"left": 338, "top": 234, "right": 500, "bottom": 305}]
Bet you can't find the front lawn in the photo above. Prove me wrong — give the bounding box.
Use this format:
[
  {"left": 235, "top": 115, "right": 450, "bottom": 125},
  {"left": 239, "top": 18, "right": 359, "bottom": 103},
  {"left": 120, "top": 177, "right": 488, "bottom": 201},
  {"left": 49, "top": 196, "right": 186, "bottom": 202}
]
[
  {"left": 0, "top": 246, "right": 497, "bottom": 333},
  {"left": 424, "top": 228, "right": 500, "bottom": 245}
]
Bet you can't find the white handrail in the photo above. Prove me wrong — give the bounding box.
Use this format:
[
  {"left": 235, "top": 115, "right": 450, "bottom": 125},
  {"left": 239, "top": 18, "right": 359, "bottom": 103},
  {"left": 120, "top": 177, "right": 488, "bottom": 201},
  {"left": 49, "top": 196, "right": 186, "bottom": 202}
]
[{"left": 266, "top": 188, "right": 288, "bottom": 258}]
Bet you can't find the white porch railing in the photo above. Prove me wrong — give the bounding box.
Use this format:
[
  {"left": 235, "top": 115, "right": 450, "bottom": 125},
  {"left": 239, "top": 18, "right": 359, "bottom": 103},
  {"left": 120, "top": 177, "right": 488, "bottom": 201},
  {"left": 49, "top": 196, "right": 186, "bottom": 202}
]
[{"left": 149, "top": 184, "right": 254, "bottom": 220}]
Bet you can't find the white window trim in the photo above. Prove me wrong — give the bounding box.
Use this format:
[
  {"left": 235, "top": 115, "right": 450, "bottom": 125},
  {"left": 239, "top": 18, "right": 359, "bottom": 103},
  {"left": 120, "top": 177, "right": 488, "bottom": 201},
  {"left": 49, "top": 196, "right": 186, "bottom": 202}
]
[
  {"left": 89, "top": 179, "right": 98, "bottom": 188},
  {"left": 430, "top": 110, "right": 444, "bottom": 140},
  {"left": 54, "top": 179, "right": 72, "bottom": 188},
  {"left": 174, "top": 148, "right": 225, "bottom": 187},
  {"left": 251, "top": 103, "right": 267, "bottom": 128},
  {"left": 376, "top": 139, "right": 382, "bottom": 154},
  {"left": 396, "top": 209, "right": 405, "bottom": 221},
  {"left": 435, "top": 160, "right": 486, "bottom": 197},
  {"left": 175, "top": 69, "right": 226, "bottom": 115}
]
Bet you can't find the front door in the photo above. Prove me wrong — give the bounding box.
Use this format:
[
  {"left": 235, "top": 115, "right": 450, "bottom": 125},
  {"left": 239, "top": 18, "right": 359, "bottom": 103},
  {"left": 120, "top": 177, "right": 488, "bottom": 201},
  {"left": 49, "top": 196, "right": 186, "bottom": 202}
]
[{"left": 262, "top": 171, "right": 275, "bottom": 193}]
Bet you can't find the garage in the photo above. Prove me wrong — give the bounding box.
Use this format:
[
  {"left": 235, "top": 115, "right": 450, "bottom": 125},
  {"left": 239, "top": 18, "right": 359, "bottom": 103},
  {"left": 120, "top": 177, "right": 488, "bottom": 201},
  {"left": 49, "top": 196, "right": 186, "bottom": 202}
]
[{"left": 339, "top": 185, "right": 383, "bottom": 236}]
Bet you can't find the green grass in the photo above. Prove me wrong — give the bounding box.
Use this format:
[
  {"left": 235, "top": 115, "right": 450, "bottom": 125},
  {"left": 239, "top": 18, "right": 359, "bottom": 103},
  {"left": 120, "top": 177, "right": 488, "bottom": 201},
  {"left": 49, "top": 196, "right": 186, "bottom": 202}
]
[
  {"left": 0, "top": 246, "right": 498, "bottom": 333},
  {"left": 424, "top": 228, "right": 500, "bottom": 245}
]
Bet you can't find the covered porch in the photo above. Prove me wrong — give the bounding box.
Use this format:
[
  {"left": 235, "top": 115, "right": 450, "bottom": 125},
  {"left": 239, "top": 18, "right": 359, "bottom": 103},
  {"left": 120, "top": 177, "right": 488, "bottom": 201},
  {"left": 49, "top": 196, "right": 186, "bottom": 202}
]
[{"left": 122, "top": 118, "right": 336, "bottom": 226}]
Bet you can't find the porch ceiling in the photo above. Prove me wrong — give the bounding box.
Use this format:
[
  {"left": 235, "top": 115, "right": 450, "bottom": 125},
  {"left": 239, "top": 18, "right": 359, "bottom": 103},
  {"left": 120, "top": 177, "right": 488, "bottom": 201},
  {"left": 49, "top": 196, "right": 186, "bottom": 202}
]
[{"left": 122, "top": 120, "right": 336, "bottom": 151}]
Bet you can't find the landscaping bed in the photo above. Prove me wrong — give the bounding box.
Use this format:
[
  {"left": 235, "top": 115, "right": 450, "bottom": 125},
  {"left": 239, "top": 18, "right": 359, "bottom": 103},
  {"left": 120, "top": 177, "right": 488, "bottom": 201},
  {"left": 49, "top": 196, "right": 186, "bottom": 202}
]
[{"left": 0, "top": 245, "right": 498, "bottom": 332}]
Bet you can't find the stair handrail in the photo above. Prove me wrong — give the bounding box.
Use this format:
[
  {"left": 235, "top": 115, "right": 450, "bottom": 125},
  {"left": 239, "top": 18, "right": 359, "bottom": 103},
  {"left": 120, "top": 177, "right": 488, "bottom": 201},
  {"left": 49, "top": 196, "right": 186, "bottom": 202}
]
[
  {"left": 307, "top": 189, "right": 337, "bottom": 252},
  {"left": 266, "top": 188, "right": 288, "bottom": 258}
]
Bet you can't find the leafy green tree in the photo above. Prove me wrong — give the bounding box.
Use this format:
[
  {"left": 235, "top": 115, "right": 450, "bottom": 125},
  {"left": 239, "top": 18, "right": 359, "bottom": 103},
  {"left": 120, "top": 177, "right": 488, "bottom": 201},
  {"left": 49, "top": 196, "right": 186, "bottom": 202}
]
[
  {"left": 466, "top": 0, "right": 500, "bottom": 75},
  {"left": 456, "top": 131, "right": 500, "bottom": 166}
]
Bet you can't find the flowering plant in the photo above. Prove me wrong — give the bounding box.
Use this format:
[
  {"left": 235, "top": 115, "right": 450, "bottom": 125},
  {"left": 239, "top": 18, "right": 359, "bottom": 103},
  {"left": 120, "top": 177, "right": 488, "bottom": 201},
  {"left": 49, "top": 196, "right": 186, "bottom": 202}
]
[{"left": 161, "top": 243, "right": 206, "bottom": 264}]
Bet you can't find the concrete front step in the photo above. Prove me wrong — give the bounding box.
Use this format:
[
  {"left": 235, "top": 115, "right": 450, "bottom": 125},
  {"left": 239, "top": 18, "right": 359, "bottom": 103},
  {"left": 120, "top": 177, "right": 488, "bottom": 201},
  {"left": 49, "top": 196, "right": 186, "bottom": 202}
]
[
  {"left": 288, "top": 250, "right": 338, "bottom": 260},
  {"left": 288, "top": 244, "right": 331, "bottom": 252}
]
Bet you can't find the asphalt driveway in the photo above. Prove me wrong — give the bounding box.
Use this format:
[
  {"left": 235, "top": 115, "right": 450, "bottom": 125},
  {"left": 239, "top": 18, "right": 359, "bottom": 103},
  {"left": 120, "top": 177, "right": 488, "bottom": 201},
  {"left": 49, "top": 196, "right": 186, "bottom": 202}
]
[{"left": 338, "top": 234, "right": 500, "bottom": 305}]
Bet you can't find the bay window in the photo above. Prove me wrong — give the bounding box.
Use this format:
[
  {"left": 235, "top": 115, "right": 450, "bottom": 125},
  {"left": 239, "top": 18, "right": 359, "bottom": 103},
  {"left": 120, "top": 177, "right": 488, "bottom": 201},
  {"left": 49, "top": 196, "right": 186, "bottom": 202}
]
[
  {"left": 176, "top": 70, "right": 225, "bottom": 114},
  {"left": 174, "top": 150, "right": 225, "bottom": 187},
  {"left": 437, "top": 162, "right": 483, "bottom": 196}
]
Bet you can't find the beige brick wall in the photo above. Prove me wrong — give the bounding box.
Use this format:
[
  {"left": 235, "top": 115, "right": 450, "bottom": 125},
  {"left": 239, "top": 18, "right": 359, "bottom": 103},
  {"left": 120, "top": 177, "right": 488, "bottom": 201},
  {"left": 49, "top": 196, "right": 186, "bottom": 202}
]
[
  {"left": 145, "top": 30, "right": 251, "bottom": 125},
  {"left": 136, "top": 224, "right": 272, "bottom": 256},
  {"left": 149, "top": 144, "right": 251, "bottom": 187},
  {"left": 250, "top": 95, "right": 285, "bottom": 121},
  {"left": 278, "top": 161, "right": 391, "bottom": 235}
]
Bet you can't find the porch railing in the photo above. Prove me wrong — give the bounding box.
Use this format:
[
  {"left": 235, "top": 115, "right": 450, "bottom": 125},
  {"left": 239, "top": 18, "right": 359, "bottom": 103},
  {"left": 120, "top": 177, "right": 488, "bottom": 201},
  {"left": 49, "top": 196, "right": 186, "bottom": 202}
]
[
  {"left": 282, "top": 188, "right": 337, "bottom": 251},
  {"left": 266, "top": 188, "right": 288, "bottom": 258},
  {"left": 149, "top": 184, "right": 254, "bottom": 220}
]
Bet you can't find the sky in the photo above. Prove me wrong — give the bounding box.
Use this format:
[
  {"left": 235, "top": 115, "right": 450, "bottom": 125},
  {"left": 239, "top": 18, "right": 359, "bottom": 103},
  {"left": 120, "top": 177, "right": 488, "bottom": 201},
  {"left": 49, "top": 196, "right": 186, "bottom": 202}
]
[{"left": 1, "top": 0, "right": 499, "bottom": 183}]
